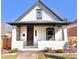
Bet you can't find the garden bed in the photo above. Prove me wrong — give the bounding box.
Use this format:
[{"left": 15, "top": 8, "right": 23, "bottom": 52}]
[
  {"left": 38, "top": 53, "right": 77, "bottom": 59},
  {"left": 1, "top": 53, "right": 18, "bottom": 59}
]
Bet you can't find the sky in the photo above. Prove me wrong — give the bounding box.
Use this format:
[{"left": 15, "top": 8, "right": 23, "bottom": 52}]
[{"left": 2, "top": 0, "right": 77, "bottom": 22}]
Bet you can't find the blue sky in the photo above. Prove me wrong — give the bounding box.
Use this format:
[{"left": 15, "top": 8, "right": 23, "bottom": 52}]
[{"left": 2, "top": 0, "right": 77, "bottom": 22}]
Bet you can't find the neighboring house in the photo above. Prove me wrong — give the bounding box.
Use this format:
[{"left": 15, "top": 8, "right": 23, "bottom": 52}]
[
  {"left": 8, "top": 1, "right": 70, "bottom": 50},
  {"left": 1, "top": 22, "right": 12, "bottom": 49},
  {"left": 1, "top": 32, "right": 12, "bottom": 49},
  {"left": 67, "top": 20, "right": 77, "bottom": 47}
]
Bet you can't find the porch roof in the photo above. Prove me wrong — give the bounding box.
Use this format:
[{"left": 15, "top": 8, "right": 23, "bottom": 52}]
[{"left": 7, "top": 21, "right": 71, "bottom": 25}]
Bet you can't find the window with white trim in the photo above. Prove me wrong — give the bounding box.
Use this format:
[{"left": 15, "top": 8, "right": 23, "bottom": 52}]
[
  {"left": 36, "top": 9, "right": 42, "bottom": 19},
  {"left": 46, "top": 28, "right": 55, "bottom": 40}
]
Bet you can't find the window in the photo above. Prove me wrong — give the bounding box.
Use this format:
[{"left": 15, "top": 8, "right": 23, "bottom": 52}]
[
  {"left": 46, "top": 28, "right": 55, "bottom": 40},
  {"left": 36, "top": 9, "right": 42, "bottom": 19},
  {"left": 48, "top": 31, "right": 54, "bottom": 35}
]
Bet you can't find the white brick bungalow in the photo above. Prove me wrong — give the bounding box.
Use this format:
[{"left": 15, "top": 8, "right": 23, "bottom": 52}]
[{"left": 8, "top": 1, "right": 70, "bottom": 51}]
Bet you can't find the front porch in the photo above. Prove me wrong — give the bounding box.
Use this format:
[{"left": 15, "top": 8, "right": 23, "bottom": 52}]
[{"left": 11, "top": 23, "right": 68, "bottom": 50}]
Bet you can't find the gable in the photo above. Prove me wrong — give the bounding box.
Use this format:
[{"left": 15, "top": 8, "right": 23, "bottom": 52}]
[{"left": 16, "top": 1, "right": 63, "bottom": 22}]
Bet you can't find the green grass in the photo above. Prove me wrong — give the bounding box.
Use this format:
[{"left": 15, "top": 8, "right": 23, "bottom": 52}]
[
  {"left": 1, "top": 54, "right": 17, "bottom": 59},
  {"left": 38, "top": 53, "right": 77, "bottom": 59},
  {"left": 38, "top": 53, "right": 46, "bottom": 59}
]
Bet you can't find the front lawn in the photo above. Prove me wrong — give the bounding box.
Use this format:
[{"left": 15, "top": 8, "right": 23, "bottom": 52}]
[
  {"left": 1, "top": 53, "right": 17, "bottom": 59},
  {"left": 38, "top": 53, "right": 77, "bottom": 59}
]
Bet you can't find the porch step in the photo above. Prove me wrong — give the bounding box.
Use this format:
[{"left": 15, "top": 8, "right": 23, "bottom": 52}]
[
  {"left": 19, "top": 48, "right": 40, "bottom": 51},
  {"left": 24, "top": 46, "right": 38, "bottom": 48},
  {"left": 20, "top": 46, "right": 40, "bottom": 51}
]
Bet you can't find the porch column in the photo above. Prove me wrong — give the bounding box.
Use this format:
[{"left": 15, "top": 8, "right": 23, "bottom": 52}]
[
  {"left": 12, "top": 26, "right": 17, "bottom": 49},
  {"left": 61, "top": 26, "right": 68, "bottom": 41},
  {"left": 62, "top": 26, "right": 64, "bottom": 41},
  {"left": 63, "top": 26, "right": 68, "bottom": 42}
]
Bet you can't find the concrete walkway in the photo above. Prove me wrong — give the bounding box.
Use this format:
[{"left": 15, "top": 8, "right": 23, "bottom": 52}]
[{"left": 16, "top": 51, "right": 38, "bottom": 59}]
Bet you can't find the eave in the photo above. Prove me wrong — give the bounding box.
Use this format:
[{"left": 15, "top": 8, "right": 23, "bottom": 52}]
[{"left": 7, "top": 21, "right": 71, "bottom": 26}]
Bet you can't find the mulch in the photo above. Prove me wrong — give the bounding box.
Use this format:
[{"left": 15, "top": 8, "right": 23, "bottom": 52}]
[{"left": 1, "top": 49, "right": 10, "bottom": 54}]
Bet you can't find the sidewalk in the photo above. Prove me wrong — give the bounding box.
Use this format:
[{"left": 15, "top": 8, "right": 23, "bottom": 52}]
[{"left": 16, "top": 51, "right": 38, "bottom": 59}]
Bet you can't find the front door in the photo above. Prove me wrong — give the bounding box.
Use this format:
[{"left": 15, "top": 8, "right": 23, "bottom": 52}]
[{"left": 27, "top": 26, "right": 33, "bottom": 46}]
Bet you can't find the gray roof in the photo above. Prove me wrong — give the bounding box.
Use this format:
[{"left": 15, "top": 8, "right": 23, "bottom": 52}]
[{"left": 15, "top": 0, "right": 64, "bottom": 22}]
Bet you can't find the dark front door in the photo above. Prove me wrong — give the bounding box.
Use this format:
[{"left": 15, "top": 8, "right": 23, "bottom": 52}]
[{"left": 27, "top": 26, "right": 33, "bottom": 46}]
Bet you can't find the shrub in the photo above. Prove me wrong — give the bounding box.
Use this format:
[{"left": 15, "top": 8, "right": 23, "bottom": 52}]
[
  {"left": 55, "top": 49, "right": 64, "bottom": 53},
  {"left": 9, "top": 48, "right": 19, "bottom": 53},
  {"left": 42, "top": 47, "right": 52, "bottom": 52},
  {"left": 38, "top": 53, "right": 46, "bottom": 59}
]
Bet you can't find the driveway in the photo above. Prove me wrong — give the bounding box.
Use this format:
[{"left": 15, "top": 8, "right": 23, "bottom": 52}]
[{"left": 16, "top": 51, "right": 38, "bottom": 59}]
